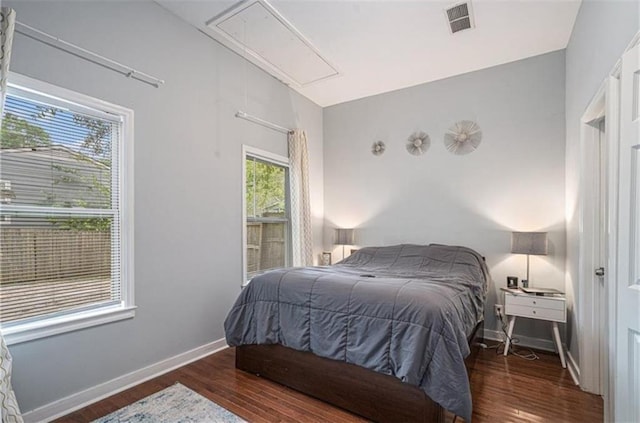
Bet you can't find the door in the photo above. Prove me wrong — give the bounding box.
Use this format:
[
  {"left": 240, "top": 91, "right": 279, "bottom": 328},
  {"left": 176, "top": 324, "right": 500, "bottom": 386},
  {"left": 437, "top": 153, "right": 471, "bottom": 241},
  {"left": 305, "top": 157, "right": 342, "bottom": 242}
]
[
  {"left": 616, "top": 42, "right": 640, "bottom": 423},
  {"left": 580, "top": 92, "right": 608, "bottom": 395}
]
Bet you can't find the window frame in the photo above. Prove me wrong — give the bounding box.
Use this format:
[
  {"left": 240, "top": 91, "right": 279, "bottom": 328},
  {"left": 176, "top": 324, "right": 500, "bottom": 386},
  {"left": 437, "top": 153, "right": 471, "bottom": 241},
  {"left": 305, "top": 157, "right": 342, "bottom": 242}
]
[
  {"left": 1, "top": 72, "right": 135, "bottom": 345},
  {"left": 241, "top": 145, "right": 291, "bottom": 286}
]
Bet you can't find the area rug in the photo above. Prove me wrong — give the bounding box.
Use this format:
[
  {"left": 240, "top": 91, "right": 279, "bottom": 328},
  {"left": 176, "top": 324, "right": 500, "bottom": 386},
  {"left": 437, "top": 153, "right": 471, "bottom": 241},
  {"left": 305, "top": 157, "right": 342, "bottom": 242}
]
[{"left": 92, "top": 383, "right": 247, "bottom": 423}]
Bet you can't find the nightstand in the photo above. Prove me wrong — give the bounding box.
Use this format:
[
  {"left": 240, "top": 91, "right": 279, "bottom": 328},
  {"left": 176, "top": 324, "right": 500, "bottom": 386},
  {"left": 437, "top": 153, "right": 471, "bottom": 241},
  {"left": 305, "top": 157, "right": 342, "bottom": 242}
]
[{"left": 501, "top": 288, "right": 567, "bottom": 368}]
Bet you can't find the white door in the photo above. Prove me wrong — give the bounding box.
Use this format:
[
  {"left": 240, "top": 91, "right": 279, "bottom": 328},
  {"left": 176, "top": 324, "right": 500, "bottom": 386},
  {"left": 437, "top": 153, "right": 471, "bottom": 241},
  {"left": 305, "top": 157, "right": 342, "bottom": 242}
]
[{"left": 616, "top": 42, "right": 640, "bottom": 423}]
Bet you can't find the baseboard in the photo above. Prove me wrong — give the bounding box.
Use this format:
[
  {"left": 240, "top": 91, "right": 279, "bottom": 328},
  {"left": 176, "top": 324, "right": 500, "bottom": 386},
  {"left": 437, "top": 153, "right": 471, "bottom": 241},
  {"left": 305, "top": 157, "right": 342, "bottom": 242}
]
[
  {"left": 22, "top": 338, "right": 228, "bottom": 423},
  {"left": 566, "top": 349, "right": 580, "bottom": 386},
  {"left": 484, "top": 328, "right": 557, "bottom": 352}
]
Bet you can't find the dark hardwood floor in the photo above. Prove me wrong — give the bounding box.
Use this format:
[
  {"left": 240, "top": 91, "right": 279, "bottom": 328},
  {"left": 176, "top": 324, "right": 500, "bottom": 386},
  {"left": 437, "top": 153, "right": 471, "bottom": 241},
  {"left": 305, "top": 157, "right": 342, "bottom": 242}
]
[{"left": 55, "top": 344, "right": 602, "bottom": 423}]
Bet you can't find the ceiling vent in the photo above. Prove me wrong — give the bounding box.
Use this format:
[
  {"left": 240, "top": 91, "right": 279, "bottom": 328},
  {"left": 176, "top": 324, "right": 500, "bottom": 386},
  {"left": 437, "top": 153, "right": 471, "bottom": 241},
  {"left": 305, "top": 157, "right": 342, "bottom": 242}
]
[
  {"left": 445, "top": 2, "right": 475, "bottom": 34},
  {"left": 206, "top": 0, "right": 339, "bottom": 88}
]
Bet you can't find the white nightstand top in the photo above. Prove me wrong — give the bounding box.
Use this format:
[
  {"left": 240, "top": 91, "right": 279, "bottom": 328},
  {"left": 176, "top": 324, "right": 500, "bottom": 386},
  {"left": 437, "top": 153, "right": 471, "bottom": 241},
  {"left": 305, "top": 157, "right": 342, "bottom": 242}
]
[{"left": 500, "top": 287, "right": 565, "bottom": 298}]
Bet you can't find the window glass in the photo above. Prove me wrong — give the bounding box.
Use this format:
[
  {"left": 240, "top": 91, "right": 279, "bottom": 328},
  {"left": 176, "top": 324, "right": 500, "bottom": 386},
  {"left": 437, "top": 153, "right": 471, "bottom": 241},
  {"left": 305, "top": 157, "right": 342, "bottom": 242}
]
[{"left": 244, "top": 153, "right": 289, "bottom": 281}]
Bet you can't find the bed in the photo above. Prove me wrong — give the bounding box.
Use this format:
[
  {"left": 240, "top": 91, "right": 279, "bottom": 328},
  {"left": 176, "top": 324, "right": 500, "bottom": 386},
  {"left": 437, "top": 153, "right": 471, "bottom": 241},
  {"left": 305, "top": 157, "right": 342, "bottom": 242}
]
[{"left": 224, "top": 244, "right": 489, "bottom": 422}]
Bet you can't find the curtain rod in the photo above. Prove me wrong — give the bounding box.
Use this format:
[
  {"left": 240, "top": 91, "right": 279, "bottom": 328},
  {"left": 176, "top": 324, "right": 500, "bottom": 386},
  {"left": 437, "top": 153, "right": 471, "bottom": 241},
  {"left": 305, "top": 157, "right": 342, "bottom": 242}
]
[
  {"left": 236, "top": 111, "right": 292, "bottom": 134},
  {"left": 15, "top": 21, "right": 165, "bottom": 88}
]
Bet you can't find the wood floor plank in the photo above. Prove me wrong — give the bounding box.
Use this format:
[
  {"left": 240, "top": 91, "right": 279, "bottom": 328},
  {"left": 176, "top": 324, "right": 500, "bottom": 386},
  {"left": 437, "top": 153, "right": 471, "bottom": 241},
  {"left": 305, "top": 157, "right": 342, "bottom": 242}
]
[{"left": 54, "top": 344, "right": 602, "bottom": 423}]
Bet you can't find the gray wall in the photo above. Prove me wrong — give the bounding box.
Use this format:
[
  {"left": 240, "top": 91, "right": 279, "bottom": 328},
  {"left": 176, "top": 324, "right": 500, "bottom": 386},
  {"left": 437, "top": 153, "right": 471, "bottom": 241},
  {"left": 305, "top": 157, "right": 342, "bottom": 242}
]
[
  {"left": 5, "top": 0, "right": 323, "bottom": 413},
  {"left": 323, "top": 51, "right": 566, "bottom": 343},
  {"left": 564, "top": 0, "right": 639, "bottom": 366}
]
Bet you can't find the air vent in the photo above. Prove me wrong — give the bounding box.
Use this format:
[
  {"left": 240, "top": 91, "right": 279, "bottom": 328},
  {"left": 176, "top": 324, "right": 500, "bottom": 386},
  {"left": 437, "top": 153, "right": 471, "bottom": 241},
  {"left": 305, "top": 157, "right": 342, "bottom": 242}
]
[{"left": 445, "top": 2, "right": 475, "bottom": 34}]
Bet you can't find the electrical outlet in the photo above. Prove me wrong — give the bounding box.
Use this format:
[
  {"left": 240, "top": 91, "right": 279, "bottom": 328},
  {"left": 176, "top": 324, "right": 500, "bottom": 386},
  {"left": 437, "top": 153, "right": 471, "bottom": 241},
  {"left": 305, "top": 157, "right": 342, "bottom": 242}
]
[{"left": 494, "top": 304, "right": 503, "bottom": 317}]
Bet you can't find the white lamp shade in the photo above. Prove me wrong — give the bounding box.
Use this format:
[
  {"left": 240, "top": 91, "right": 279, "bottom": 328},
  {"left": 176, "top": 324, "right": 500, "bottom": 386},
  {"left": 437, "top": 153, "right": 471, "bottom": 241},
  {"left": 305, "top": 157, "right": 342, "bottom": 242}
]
[
  {"left": 334, "top": 228, "right": 355, "bottom": 245},
  {"left": 511, "top": 232, "right": 548, "bottom": 256}
]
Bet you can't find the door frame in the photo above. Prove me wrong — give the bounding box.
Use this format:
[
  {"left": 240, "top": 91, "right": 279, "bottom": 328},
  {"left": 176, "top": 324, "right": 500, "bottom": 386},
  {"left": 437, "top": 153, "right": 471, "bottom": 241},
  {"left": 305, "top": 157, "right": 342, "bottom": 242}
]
[
  {"left": 604, "top": 74, "right": 620, "bottom": 423},
  {"left": 578, "top": 77, "right": 617, "bottom": 399},
  {"left": 606, "top": 32, "right": 640, "bottom": 423},
  {"left": 578, "top": 32, "right": 640, "bottom": 422}
]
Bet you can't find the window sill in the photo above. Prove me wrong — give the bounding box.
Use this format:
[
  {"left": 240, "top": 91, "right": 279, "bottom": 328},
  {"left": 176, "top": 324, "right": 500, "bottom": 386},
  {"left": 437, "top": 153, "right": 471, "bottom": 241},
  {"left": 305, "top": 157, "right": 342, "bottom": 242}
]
[{"left": 1, "top": 305, "right": 137, "bottom": 345}]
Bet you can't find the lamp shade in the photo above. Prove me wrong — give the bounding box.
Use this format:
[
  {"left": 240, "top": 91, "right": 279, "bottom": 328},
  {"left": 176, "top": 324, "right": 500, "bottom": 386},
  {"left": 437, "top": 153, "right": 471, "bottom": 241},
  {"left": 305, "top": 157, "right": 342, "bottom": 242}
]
[
  {"left": 334, "top": 228, "right": 355, "bottom": 245},
  {"left": 511, "top": 232, "right": 548, "bottom": 255}
]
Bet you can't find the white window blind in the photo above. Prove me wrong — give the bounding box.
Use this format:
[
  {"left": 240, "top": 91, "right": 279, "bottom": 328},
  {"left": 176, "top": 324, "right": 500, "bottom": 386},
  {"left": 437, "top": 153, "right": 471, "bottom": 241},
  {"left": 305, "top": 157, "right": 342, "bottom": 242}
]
[{"left": 0, "top": 76, "right": 132, "bottom": 335}]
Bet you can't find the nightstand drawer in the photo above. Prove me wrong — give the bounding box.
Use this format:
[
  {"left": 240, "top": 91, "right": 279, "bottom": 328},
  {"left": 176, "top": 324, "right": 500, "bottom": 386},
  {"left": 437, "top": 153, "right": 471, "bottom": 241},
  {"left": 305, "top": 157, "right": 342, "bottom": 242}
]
[
  {"left": 506, "top": 294, "right": 564, "bottom": 311},
  {"left": 506, "top": 304, "right": 566, "bottom": 322}
]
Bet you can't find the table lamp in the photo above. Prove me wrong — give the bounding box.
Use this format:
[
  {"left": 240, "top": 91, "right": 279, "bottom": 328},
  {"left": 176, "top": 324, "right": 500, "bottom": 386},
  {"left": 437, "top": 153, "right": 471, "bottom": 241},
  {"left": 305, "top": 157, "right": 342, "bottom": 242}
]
[
  {"left": 511, "top": 232, "right": 547, "bottom": 285},
  {"left": 334, "top": 228, "right": 355, "bottom": 260}
]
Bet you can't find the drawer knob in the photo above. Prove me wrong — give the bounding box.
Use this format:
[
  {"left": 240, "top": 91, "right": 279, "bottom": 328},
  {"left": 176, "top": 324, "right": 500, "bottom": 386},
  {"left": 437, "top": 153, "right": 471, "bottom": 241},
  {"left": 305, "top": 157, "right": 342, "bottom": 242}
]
[
  {"left": 533, "top": 310, "right": 536, "bottom": 314},
  {"left": 533, "top": 301, "right": 536, "bottom": 304}
]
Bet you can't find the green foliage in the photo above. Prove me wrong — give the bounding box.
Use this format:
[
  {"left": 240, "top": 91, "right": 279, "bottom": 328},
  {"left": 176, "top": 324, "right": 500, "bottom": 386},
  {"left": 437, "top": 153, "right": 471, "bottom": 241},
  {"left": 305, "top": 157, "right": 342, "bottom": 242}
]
[
  {"left": 246, "top": 158, "right": 286, "bottom": 218},
  {"left": 52, "top": 215, "right": 112, "bottom": 232},
  {"left": 0, "top": 112, "right": 51, "bottom": 148},
  {"left": 44, "top": 163, "right": 112, "bottom": 231},
  {"left": 45, "top": 114, "right": 112, "bottom": 231},
  {"left": 73, "top": 114, "right": 111, "bottom": 156}
]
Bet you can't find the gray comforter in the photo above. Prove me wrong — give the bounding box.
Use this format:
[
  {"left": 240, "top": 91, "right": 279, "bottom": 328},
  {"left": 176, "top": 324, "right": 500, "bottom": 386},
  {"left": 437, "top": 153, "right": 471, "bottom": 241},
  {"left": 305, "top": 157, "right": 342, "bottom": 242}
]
[{"left": 224, "top": 244, "right": 489, "bottom": 421}]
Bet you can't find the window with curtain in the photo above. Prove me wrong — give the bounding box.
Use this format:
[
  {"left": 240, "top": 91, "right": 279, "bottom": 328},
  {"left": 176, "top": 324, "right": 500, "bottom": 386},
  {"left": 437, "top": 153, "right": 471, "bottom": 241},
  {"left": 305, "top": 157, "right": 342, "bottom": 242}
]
[
  {"left": 243, "top": 146, "right": 291, "bottom": 284},
  {"left": 0, "top": 74, "right": 134, "bottom": 344}
]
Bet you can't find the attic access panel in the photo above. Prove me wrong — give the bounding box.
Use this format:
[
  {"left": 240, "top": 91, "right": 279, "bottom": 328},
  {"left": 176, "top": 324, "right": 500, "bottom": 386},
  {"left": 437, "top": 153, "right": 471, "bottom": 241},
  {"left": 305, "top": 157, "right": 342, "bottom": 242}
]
[{"left": 207, "top": 0, "right": 339, "bottom": 87}]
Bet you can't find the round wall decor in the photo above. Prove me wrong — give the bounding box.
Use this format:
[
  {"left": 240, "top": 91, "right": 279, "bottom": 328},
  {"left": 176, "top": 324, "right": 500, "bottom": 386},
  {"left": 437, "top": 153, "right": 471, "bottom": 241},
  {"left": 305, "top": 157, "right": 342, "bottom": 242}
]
[
  {"left": 406, "top": 131, "right": 430, "bottom": 156},
  {"left": 371, "top": 140, "right": 386, "bottom": 156},
  {"left": 444, "top": 121, "right": 482, "bottom": 155}
]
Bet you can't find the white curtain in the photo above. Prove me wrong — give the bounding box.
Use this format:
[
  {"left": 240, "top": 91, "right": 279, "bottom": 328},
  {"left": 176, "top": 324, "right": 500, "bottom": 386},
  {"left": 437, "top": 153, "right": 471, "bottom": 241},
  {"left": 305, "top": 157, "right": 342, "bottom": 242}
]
[
  {"left": 288, "top": 129, "right": 313, "bottom": 267},
  {"left": 0, "top": 336, "right": 22, "bottom": 423},
  {"left": 0, "top": 6, "right": 23, "bottom": 423},
  {"left": 0, "top": 6, "right": 14, "bottom": 122}
]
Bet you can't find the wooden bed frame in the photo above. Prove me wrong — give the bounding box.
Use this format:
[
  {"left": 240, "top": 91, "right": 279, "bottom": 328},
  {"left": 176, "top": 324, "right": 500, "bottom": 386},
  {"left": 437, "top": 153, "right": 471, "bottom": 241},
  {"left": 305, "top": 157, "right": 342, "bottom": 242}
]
[{"left": 236, "top": 320, "right": 484, "bottom": 423}]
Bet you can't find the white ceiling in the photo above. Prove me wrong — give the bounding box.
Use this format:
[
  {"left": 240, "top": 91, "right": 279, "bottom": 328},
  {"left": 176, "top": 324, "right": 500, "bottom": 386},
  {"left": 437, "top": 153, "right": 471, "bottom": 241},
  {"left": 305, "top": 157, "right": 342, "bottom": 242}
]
[{"left": 157, "top": 0, "right": 581, "bottom": 107}]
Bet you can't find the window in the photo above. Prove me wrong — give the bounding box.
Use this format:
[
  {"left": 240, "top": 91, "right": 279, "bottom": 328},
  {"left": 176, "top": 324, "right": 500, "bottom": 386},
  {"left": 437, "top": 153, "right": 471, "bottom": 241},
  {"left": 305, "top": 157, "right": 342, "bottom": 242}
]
[
  {"left": 242, "top": 146, "right": 290, "bottom": 284},
  {"left": 0, "top": 73, "right": 134, "bottom": 344}
]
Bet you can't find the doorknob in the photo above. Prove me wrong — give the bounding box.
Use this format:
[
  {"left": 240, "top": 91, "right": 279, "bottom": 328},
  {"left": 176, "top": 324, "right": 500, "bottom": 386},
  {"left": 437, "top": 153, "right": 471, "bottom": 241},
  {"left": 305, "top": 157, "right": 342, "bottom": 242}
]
[{"left": 595, "top": 267, "right": 605, "bottom": 277}]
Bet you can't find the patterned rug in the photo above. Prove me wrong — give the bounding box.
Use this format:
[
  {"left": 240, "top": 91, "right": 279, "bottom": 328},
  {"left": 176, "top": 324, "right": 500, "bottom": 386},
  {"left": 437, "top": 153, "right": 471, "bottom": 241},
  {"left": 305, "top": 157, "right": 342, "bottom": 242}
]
[{"left": 93, "top": 383, "right": 247, "bottom": 423}]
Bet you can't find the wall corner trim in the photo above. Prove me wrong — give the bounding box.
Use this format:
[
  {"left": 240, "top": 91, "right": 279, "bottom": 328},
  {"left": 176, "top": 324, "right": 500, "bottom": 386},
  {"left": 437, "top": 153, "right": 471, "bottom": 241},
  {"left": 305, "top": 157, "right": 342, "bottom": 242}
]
[{"left": 22, "top": 338, "right": 228, "bottom": 423}]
